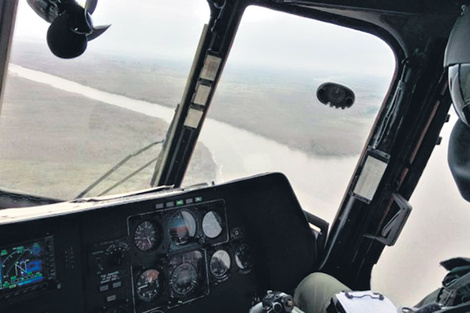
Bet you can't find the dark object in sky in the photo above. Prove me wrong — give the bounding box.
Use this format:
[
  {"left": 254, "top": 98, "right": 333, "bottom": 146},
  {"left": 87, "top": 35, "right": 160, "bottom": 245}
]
[
  {"left": 27, "top": 0, "right": 110, "bottom": 59},
  {"left": 316, "top": 82, "right": 355, "bottom": 109}
]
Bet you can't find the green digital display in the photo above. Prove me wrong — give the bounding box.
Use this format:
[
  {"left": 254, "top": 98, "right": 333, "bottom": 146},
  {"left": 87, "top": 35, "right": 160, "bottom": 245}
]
[{"left": 0, "top": 239, "right": 48, "bottom": 292}]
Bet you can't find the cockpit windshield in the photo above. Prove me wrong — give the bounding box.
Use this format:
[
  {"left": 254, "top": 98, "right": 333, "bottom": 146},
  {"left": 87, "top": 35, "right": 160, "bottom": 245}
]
[
  {"left": 0, "top": 1, "right": 395, "bottom": 224},
  {"left": 185, "top": 6, "right": 396, "bottom": 221},
  {"left": 1, "top": 1, "right": 212, "bottom": 200}
]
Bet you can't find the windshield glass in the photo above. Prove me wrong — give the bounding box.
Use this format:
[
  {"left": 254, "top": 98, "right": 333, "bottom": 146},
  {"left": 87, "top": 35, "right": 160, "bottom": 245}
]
[
  {"left": 0, "top": 0, "right": 212, "bottom": 200},
  {"left": 186, "top": 6, "right": 395, "bottom": 222},
  {"left": 1, "top": 1, "right": 395, "bottom": 216}
]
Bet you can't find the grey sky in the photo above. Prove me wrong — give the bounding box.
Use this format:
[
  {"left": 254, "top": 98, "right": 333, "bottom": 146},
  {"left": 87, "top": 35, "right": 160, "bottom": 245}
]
[
  {"left": 15, "top": 0, "right": 209, "bottom": 59},
  {"left": 14, "top": 0, "right": 395, "bottom": 76}
]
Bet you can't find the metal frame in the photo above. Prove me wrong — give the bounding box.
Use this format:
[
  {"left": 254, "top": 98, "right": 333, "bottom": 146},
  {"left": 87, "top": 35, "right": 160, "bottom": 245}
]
[{"left": 0, "top": 0, "right": 19, "bottom": 114}]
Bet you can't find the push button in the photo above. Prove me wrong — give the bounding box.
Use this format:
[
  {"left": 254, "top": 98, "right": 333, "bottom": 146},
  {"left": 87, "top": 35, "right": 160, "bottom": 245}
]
[{"left": 99, "top": 284, "right": 110, "bottom": 292}]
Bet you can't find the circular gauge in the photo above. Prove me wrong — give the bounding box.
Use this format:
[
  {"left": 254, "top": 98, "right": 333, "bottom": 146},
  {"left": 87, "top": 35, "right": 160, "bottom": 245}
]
[
  {"left": 210, "top": 250, "right": 231, "bottom": 278},
  {"left": 202, "top": 211, "right": 223, "bottom": 239},
  {"left": 136, "top": 269, "right": 162, "bottom": 302},
  {"left": 134, "top": 220, "right": 162, "bottom": 252},
  {"left": 170, "top": 263, "right": 198, "bottom": 298},
  {"left": 168, "top": 211, "right": 197, "bottom": 244},
  {"left": 106, "top": 242, "right": 130, "bottom": 266},
  {"left": 235, "top": 244, "right": 252, "bottom": 271}
]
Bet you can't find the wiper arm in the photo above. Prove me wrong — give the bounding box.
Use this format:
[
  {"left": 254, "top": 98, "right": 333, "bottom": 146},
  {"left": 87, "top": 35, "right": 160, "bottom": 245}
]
[{"left": 76, "top": 140, "right": 164, "bottom": 199}]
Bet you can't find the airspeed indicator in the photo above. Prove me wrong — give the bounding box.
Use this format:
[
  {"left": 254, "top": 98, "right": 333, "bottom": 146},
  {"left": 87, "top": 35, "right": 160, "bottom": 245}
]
[{"left": 134, "top": 221, "right": 162, "bottom": 252}]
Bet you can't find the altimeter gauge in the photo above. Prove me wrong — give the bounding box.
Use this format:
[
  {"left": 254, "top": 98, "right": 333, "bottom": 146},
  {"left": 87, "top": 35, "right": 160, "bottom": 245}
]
[{"left": 136, "top": 269, "right": 162, "bottom": 302}]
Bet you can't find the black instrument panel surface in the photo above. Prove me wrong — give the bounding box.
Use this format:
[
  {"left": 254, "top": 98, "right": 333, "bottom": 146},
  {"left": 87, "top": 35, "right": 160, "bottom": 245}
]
[{"left": 0, "top": 173, "right": 317, "bottom": 313}]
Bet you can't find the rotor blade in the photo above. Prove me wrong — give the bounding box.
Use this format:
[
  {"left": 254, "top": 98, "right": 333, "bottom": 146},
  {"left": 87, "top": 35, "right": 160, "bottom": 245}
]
[
  {"left": 87, "top": 24, "right": 111, "bottom": 41},
  {"left": 85, "top": 0, "right": 98, "bottom": 14}
]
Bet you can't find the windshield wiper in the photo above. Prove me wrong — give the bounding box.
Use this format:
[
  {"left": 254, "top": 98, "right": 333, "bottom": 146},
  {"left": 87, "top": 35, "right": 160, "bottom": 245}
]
[{"left": 76, "top": 140, "right": 164, "bottom": 199}]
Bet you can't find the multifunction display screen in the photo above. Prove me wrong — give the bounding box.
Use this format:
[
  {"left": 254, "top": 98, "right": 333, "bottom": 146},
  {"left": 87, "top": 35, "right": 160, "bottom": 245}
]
[{"left": 0, "top": 237, "right": 55, "bottom": 292}]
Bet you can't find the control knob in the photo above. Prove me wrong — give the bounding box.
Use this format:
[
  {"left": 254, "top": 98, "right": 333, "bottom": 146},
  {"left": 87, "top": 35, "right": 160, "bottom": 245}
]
[{"left": 105, "top": 242, "right": 129, "bottom": 267}]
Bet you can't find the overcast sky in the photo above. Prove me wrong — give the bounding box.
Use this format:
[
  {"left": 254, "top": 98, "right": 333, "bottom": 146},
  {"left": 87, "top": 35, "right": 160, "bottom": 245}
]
[{"left": 14, "top": 0, "right": 395, "bottom": 76}]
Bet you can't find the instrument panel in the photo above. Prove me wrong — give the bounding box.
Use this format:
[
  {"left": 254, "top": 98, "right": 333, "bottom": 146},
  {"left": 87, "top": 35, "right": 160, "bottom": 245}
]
[
  {"left": 126, "top": 200, "right": 250, "bottom": 312},
  {"left": 0, "top": 173, "right": 318, "bottom": 313}
]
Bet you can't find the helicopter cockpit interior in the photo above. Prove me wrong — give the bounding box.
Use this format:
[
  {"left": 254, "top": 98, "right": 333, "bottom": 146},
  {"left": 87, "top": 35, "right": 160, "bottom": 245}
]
[
  {"left": 0, "top": 172, "right": 320, "bottom": 313},
  {"left": 1, "top": 0, "right": 469, "bottom": 312}
]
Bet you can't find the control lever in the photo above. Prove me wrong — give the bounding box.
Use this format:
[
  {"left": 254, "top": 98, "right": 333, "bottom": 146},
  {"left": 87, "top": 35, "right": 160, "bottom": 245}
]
[{"left": 250, "top": 291, "right": 303, "bottom": 313}]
